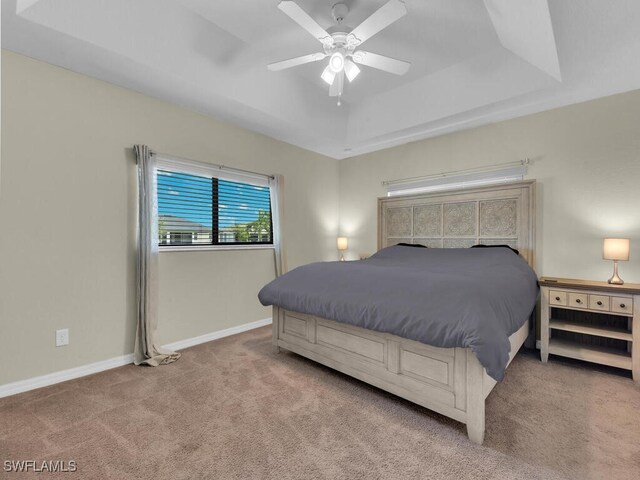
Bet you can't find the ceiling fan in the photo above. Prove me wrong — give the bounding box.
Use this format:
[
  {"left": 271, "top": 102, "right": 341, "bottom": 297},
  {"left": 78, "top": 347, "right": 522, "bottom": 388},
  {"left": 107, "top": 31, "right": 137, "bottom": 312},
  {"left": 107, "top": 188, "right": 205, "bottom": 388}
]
[{"left": 268, "top": 0, "right": 411, "bottom": 105}]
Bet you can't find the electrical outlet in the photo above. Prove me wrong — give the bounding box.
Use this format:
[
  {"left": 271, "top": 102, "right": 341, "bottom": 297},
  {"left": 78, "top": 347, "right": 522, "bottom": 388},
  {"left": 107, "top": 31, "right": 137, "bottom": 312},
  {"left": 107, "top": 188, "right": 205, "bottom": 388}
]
[{"left": 55, "top": 329, "right": 69, "bottom": 347}]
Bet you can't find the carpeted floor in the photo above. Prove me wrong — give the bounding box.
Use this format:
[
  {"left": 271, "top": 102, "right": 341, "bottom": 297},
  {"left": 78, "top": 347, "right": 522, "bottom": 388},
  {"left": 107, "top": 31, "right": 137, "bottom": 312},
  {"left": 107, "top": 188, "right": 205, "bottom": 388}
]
[{"left": 1, "top": 326, "right": 639, "bottom": 480}]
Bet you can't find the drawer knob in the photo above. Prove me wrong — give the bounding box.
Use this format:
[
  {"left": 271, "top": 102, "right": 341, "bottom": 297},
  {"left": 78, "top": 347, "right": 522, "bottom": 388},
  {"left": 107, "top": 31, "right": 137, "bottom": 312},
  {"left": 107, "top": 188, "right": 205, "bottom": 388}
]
[
  {"left": 555, "top": 296, "right": 561, "bottom": 301},
  {"left": 597, "top": 301, "right": 603, "bottom": 306},
  {"left": 576, "top": 299, "right": 582, "bottom": 304},
  {"left": 620, "top": 303, "right": 626, "bottom": 309}
]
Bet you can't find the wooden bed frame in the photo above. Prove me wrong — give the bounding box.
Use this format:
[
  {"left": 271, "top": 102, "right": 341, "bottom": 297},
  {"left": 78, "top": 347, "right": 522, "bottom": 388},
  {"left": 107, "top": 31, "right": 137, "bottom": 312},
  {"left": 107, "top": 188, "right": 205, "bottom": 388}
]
[{"left": 272, "top": 181, "right": 536, "bottom": 444}]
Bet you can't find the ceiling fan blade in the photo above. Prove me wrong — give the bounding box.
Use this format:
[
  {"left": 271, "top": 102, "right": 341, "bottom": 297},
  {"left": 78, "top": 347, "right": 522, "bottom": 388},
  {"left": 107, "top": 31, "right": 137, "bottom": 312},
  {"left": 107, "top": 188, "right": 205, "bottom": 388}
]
[
  {"left": 329, "top": 70, "right": 344, "bottom": 97},
  {"left": 351, "top": 51, "right": 410, "bottom": 75},
  {"left": 347, "top": 0, "right": 407, "bottom": 47},
  {"left": 268, "top": 52, "right": 326, "bottom": 71},
  {"left": 278, "top": 1, "right": 334, "bottom": 47}
]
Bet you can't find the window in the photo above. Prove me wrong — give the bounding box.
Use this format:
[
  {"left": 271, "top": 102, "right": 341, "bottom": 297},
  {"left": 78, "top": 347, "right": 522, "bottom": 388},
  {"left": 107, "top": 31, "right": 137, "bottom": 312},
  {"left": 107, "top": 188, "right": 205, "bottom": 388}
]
[
  {"left": 385, "top": 164, "right": 527, "bottom": 197},
  {"left": 157, "top": 169, "right": 273, "bottom": 248}
]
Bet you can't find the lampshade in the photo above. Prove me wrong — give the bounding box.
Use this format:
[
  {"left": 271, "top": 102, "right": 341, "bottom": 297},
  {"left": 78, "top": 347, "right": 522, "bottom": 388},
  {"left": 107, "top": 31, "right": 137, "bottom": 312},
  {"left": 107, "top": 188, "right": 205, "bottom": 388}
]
[
  {"left": 337, "top": 237, "right": 348, "bottom": 251},
  {"left": 603, "top": 238, "right": 630, "bottom": 261},
  {"left": 321, "top": 65, "right": 336, "bottom": 85},
  {"left": 344, "top": 60, "right": 360, "bottom": 82}
]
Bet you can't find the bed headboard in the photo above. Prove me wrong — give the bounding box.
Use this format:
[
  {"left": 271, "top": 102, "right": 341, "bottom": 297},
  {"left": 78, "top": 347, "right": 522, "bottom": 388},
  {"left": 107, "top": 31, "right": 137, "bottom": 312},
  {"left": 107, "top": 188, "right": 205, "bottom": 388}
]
[{"left": 378, "top": 180, "right": 536, "bottom": 267}]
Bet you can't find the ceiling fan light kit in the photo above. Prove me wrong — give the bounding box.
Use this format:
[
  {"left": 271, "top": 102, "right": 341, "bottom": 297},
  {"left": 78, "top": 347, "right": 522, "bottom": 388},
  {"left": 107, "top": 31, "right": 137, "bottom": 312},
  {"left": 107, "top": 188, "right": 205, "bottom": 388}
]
[{"left": 268, "top": 0, "right": 411, "bottom": 105}]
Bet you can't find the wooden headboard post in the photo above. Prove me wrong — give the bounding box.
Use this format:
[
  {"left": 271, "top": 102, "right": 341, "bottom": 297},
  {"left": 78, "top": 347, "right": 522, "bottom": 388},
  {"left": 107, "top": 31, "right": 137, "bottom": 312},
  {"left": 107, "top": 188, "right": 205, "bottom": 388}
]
[{"left": 378, "top": 181, "right": 536, "bottom": 268}]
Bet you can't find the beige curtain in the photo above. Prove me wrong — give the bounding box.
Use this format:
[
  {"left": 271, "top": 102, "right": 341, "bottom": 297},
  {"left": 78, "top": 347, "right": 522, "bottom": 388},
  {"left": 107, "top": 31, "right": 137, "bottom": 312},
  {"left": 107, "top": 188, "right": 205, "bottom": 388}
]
[
  {"left": 269, "top": 174, "right": 287, "bottom": 276},
  {"left": 133, "top": 145, "right": 180, "bottom": 366}
]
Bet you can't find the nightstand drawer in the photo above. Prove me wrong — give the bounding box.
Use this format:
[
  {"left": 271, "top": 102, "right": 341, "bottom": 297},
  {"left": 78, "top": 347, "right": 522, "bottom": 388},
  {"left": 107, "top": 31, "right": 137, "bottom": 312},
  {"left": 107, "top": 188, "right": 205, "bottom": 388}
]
[
  {"left": 611, "top": 297, "right": 633, "bottom": 315},
  {"left": 549, "top": 290, "right": 568, "bottom": 306},
  {"left": 589, "top": 295, "right": 610, "bottom": 312},
  {"left": 568, "top": 292, "right": 588, "bottom": 308}
]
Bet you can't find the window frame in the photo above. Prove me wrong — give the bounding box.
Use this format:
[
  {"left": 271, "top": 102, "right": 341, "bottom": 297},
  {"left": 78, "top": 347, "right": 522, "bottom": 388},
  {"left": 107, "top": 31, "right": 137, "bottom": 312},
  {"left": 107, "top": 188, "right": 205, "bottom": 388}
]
[{"left": 155, "top": 155, "right": 275, "bottom": 252}]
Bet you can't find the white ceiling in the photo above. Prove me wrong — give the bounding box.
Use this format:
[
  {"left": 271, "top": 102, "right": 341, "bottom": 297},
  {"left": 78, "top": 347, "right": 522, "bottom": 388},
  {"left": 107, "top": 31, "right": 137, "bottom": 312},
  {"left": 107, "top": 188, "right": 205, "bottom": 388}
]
[{"left": 3, "top": 0, "right": 640, "bottom": 159}]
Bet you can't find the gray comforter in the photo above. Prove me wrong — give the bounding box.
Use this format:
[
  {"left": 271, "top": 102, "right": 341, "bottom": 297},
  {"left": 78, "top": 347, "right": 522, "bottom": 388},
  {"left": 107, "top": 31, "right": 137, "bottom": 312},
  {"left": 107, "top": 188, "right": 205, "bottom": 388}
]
[{"left": 258, "top": 245, "right": 539, "bottom": 381}]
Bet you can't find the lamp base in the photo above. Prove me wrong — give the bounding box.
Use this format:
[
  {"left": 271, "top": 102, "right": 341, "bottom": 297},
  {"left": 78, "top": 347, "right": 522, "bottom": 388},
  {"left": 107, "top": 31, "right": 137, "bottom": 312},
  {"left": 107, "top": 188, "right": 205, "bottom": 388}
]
[
  {"left": 608, "top": 276, "right": 624, "bottom": 285},
  {"left": 339, "top": 253, "right": 345, "bottom": 262},
  {"left": 607, "top": 261, "right": 624, "bottom": 285}
]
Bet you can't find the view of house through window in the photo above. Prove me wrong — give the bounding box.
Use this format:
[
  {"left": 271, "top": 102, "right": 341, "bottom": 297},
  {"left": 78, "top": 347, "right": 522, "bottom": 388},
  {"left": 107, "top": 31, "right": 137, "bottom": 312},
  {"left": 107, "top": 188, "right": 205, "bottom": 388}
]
[{"left": 157, "top": 169, "right": 273, "bottom": 246}]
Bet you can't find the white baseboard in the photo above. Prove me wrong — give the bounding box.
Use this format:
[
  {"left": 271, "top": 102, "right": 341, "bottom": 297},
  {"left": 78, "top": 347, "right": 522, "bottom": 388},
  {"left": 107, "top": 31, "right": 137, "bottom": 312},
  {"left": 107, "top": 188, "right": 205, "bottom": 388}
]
[
  {"left": 163, "top": 317, "right": 272, "bottom": 351},
  {"left": 0, "top": 353, "right": 135, "bottom": 399},
  {"left": 0, "top": 317, "right": 272, "bottom": 399}
]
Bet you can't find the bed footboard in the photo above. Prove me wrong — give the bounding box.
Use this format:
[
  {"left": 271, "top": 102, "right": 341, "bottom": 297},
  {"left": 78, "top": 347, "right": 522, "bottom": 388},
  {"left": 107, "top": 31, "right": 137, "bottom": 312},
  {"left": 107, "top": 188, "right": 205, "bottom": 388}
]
[{"left": 271, "top": 306, "right": 529, "bottom": 444}]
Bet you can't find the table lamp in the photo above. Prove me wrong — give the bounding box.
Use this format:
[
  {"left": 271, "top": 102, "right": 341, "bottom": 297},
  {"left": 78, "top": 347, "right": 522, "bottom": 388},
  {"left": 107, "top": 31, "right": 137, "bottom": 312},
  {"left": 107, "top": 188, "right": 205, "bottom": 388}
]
[
  {"left": 603, "top": 238, "right": 630, "bottom": 285},
  {"left": 337, "top": 237, "right": 348, "bottom": 261}
]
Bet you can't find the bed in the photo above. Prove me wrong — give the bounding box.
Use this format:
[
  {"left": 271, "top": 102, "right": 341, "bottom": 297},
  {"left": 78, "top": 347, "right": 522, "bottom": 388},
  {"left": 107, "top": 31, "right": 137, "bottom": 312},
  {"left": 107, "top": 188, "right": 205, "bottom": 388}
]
[{"left": 260, "top": 181, "right": 536, "bottom": 444}]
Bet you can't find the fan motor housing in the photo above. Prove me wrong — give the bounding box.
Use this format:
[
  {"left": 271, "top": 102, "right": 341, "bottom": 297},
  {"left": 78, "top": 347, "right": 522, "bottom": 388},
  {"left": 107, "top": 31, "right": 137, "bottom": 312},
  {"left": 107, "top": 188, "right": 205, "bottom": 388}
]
[{"left": 323, "top": 31, "right": 357, "bottom": 57}]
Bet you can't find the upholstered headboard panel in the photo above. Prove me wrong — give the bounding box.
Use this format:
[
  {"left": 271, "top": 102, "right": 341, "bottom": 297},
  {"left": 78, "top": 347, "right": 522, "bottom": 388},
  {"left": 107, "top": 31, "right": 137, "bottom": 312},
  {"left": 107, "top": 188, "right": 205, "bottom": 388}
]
[{"left": 378, "top": 181, "right": 535, "bottom": 267}]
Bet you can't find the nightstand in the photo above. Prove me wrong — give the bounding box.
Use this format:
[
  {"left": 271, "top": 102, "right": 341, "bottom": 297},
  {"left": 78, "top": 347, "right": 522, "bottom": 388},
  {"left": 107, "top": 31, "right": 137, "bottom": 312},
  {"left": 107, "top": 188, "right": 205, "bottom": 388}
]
[{"left": 539, "top": 277, "right": 640, "bottom": 382}]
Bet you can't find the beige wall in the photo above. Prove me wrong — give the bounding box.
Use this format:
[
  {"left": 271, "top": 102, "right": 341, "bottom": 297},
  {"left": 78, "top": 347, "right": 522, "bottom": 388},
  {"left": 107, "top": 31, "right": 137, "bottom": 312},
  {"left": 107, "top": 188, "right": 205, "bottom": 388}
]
[
  {"left": 0, "top": 51, "right": 339, "bottom": 385},
  {"left": 339, "top": 90, "right": 640, "bottom": 283},
  {"left": 3, "top": 48, "right": 640, "bottom": 387}
]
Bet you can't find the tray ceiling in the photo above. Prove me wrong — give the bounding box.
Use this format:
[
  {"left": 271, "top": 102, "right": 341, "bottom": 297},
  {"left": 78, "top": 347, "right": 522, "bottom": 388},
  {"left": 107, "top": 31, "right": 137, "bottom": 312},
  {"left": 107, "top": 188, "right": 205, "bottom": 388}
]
[{"left": 4, "top": 0, "right": 640, "bottom": 159}]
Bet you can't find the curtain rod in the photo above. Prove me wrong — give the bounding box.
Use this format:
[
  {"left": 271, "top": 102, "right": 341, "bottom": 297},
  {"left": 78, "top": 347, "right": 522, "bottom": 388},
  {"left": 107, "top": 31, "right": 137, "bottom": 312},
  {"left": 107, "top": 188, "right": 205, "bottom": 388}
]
[
  {"left": 382, "top": 159, "right": 529, "bottom": 187},
  {"left": 150, "top": 150, "right": 275, "bottom": 180}
]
